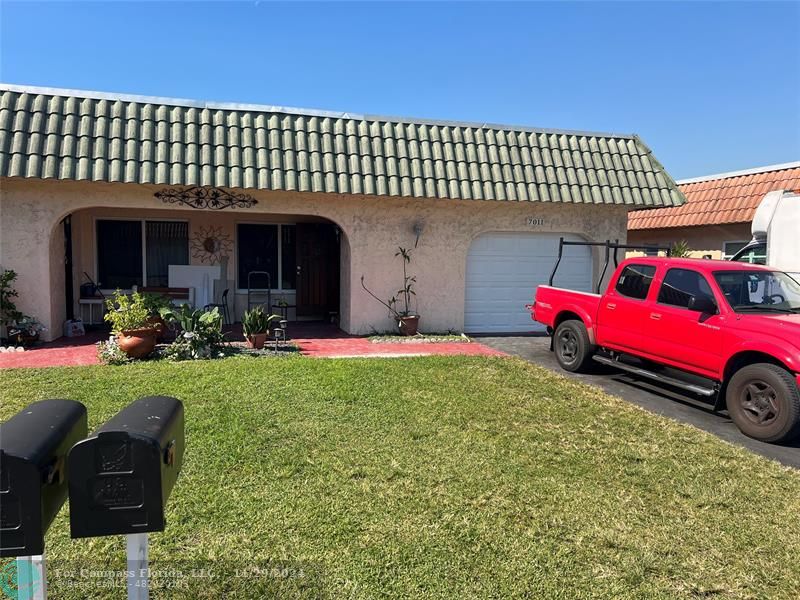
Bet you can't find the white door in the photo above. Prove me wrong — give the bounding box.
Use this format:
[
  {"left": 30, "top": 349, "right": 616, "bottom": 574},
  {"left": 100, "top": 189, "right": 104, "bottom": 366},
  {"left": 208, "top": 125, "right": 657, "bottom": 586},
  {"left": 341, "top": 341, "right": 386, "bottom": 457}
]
[{"left": 464, "top": 232, "right": 592, "bottom": 333}]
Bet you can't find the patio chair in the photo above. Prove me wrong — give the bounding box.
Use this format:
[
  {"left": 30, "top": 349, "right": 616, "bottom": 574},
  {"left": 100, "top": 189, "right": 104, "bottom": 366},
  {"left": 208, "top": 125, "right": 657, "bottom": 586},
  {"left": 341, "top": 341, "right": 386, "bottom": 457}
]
[
  {"left": 203, "top": 289, "right": 230, "bottom": 325},
  {"left": 247, "top": 271, "right": 272, "bottom": 314}
]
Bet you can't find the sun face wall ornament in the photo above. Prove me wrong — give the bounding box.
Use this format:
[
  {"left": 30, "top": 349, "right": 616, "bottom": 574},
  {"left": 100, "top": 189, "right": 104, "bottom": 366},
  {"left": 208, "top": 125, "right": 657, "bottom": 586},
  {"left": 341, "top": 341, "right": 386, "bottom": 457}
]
[{"left": 191, "top": 226, "right": 232, "bottom": 264}]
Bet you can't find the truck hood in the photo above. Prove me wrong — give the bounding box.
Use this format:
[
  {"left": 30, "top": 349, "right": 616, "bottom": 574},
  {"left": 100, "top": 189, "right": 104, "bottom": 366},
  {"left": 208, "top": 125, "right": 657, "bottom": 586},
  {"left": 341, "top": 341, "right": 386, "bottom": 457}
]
[{"left": 733, "top": 313, "right": 800, "bottom": 350}]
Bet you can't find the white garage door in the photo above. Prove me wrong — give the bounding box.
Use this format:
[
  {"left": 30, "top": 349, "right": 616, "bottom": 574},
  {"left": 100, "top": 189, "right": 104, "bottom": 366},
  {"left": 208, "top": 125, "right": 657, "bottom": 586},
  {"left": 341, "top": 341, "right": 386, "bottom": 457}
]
[{"left": 464, "top": 232, "right": 592, "bottom": 333}]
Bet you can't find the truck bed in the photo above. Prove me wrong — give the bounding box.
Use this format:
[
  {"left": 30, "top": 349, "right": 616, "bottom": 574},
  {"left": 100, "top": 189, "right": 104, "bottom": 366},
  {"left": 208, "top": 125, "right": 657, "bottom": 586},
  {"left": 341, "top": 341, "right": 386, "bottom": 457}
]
[{"left": 530, "top": 285, "right": 601, "bottom": 334}]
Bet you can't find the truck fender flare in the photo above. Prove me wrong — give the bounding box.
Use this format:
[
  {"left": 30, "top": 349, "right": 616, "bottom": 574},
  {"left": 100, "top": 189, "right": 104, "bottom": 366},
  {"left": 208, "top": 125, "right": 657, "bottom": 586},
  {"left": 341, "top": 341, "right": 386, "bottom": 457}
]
[
  {"left": 554, "top": 305, "right": 596, "bottom": 345},
  {"left": 722, "top": 342, "right": 800, "bottom": 380}
]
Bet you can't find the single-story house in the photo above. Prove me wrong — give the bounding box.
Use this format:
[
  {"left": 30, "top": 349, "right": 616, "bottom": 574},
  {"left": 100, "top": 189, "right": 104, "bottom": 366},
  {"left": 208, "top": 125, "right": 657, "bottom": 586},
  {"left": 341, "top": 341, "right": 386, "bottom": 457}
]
[
  {"left": 0, "top": 84, "right": 684, "bottom": 340},
  {"left": 628, "top": 161, "right": 800, "bottom": 261}
]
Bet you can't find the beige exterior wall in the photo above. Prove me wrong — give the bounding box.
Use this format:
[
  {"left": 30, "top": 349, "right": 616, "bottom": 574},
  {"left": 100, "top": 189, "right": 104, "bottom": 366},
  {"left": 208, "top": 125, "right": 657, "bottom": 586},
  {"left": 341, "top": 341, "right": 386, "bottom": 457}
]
[
  {"left": 1, "top": 178, "right": 630, "bottom": 340},
  {"left": 628, "top": 223, "right": 752, "bottom": 259}
]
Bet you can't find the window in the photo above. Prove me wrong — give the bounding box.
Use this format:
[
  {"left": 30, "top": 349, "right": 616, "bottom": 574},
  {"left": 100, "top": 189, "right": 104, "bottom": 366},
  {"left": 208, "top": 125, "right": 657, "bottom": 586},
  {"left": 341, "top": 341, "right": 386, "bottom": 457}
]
[
  {"left": 96, "top": 219, "right": 188, "bottom": 289},
  {"left": 97, "top": 220, "right": 142, "bottom": 289},
  {"left": 658, "top": 268, "right": 713, "bottom": 308},
  {"left": 714, "top": 270, "right": 800, "bottom": 313},
  {"left": 723, "top": 241, "right": 767, "bottom": 265},
  {"left": 146, "top": 221, "right": 189, "bottom": 286},
  {"left": 615, "top": 264, "right": 656, "bottom": 300},
  {"left": 237, "top": 224, "right": 296, "bottom": 290}
]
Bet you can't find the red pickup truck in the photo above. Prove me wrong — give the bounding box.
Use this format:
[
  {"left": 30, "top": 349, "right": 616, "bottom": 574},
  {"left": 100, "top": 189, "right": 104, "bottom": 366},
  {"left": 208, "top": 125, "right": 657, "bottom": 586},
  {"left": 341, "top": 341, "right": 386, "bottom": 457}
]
[{"left": 531, "top": 257, "right": 800, "bottom": 443}]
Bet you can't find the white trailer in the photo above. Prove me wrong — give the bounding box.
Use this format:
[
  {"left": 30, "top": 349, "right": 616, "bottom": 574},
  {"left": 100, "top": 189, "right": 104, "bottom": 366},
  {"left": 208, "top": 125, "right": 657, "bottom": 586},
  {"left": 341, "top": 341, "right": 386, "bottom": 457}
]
[{"left": 733, "top": 189, "right": 800, "bottom": 277}]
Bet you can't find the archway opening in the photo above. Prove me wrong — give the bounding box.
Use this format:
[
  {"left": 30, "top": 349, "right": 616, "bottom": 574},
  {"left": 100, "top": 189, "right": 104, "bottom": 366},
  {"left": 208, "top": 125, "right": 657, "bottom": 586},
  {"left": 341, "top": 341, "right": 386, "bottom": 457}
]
[{"left": 60, "top": 206, "right": 351, "bottom": 334}]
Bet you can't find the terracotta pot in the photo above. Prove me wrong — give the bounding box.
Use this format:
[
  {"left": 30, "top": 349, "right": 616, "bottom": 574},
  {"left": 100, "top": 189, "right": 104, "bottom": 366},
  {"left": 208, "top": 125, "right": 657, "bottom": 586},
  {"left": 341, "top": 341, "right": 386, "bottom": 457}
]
[
  {"left": 117, "top": 328, "right": 157, "bottom": 358},
  {"left": 245, "top": 332, "right": 269, "bottom": 349},
  {"left": 146, "top": 315, "right": 167, "bottom": 341},
  {"left": 398, "top": 315, "right": 420, "bottom": 336}
]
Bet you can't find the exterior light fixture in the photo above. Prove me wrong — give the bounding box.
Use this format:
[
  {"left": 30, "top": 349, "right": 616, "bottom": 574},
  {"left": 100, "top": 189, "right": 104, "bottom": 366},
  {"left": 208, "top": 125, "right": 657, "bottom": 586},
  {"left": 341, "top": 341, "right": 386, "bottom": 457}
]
[{"left": 412, "top": 221, "right": 424, "bottom": 248}]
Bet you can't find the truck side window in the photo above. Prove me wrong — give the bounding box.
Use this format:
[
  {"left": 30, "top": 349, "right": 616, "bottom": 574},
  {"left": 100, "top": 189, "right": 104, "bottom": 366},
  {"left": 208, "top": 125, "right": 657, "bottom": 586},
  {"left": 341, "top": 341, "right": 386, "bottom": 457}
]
[
  {"left": 658, "top": 268, "right": 713, "bottom": 308},
  {"left": 615, "top": 265, "right": 656, "bottom": 300}
]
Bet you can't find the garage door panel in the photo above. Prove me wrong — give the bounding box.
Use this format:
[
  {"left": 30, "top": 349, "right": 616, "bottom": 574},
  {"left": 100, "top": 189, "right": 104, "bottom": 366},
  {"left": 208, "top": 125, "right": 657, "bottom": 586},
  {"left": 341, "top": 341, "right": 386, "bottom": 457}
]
[{"left": 464, "top": 232, "right": 592, "bottom": 333}]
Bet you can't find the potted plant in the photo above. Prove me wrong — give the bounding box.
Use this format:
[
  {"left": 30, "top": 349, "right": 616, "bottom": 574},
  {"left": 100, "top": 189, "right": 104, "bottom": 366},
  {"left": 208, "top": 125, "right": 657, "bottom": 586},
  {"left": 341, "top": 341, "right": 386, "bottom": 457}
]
[
  {"left": 142, "top": 292, "right": 173, "bottom": 340},
  {"left": 361, "top": 246, "right": 420, "bottom": 336},
  {"left": 104, "top": 290, "right": 158, "bottom": 358},
  {"left": 6, "top": 316, "right": 46, "bottom": 346},
  {"left": 241, "top": 306, "right": 278, "bottom": 349}
]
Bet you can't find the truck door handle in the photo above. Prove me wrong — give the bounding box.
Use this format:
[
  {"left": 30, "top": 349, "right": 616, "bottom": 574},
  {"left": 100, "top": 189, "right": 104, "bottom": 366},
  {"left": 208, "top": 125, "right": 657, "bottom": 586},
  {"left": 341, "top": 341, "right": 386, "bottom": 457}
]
[
  {"left": 650, "top": 312, "right": 662, "bottom": 320},
  {"left": 606, "top": 303, "right": 616, "bottom": 310}
]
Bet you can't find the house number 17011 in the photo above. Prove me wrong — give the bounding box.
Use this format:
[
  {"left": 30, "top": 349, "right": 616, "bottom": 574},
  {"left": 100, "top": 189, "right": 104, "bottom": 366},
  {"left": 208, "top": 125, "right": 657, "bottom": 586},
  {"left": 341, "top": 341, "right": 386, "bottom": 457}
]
[{"left": 527, "top": 217, "right": 545, "bottom": 226}]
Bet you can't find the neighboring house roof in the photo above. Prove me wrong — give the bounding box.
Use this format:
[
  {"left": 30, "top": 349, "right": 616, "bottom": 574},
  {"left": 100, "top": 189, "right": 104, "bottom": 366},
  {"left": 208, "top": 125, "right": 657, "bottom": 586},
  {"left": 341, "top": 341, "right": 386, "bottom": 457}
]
[
  {"left": 628, "top": 161, "right": 800, "bottom": 230},
  {"left": 0, "top": 83, "right": 684, "bottom": 207}
]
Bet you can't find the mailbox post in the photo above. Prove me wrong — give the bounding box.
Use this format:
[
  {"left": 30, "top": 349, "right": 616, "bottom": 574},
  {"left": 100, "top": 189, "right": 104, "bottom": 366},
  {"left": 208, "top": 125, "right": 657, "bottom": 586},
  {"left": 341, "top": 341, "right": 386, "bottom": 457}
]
[
  {"left": 68, "top": 396, "right": 184, "bottom": 600},
  {"left": 0, "top": 399, "right": 88, "bottom": 600}
]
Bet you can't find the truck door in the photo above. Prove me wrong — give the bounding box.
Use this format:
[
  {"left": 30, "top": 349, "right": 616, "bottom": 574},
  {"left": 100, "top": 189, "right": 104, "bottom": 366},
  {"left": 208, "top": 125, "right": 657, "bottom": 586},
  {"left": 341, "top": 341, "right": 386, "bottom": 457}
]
[
  {"left": 596, "top": 263, "right": 657, "bottom": 352},
  {"left": 646, "top": 267, "right": 724, "bottom": 377}
]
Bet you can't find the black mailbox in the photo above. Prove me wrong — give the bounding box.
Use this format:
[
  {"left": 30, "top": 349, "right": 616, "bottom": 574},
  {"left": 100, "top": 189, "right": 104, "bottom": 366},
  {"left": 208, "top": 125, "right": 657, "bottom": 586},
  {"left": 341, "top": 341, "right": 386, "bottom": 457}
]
[
  {"left": 0, "top": 399, "right": 88, "bottom": 557},
  {"left": 68, "top": 396, "right": 184, "bottom": 538}
]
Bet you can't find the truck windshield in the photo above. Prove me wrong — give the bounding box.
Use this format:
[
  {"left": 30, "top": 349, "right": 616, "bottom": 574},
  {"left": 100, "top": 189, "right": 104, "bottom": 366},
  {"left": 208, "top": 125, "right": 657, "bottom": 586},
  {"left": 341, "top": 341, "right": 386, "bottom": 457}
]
[{"left": 714, "top": 270, "right": 800, "bottom": 313}]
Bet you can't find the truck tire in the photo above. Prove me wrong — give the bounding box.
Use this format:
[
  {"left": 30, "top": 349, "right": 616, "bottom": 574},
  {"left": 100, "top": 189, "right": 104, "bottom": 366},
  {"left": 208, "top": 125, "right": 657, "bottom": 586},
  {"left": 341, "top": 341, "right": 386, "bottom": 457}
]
[
  {"left": 726, "top": 363, "right": 800, "bottom": 443},
  {"left": 553, "top": 320, "right": 595, "bottom": 373}
]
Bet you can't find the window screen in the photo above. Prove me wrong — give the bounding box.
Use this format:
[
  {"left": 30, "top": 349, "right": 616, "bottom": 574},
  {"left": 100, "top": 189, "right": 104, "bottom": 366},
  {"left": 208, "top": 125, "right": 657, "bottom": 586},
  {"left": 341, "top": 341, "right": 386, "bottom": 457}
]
[
  {"left": 146, "top": 221, "right": 189, "bottom": 287},
  {"left": 97, "top": 220, "right": 142, "bottom": 289},
  {"left": 658, "top": 268, "right": 713, "bottom": 308},
  {"left": 615, "top": 264, "right": 656, "bottom": 300}
]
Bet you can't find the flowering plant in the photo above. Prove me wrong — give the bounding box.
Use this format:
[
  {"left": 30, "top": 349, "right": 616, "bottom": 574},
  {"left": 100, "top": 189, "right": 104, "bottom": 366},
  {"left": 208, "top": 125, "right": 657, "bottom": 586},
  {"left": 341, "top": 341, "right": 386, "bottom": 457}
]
[
  {"left": 12, "top": 316, "right": 47, "bottom": 336},
  {"left": 96, "top": 336, "right": 130, "bottom": 365}
]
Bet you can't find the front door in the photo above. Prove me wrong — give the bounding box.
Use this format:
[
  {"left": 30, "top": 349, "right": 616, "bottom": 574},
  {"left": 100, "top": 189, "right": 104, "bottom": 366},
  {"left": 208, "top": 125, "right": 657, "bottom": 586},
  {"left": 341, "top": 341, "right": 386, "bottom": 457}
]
[{"left": 296, "top": 224, "right": 339, "bottom": 317}]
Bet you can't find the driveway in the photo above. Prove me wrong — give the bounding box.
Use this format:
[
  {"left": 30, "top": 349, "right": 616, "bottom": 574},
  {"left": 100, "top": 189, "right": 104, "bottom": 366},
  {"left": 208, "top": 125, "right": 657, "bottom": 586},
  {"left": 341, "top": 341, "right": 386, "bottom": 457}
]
[{"left": 480, "top": 335, "right": 800, "bottom": 469}]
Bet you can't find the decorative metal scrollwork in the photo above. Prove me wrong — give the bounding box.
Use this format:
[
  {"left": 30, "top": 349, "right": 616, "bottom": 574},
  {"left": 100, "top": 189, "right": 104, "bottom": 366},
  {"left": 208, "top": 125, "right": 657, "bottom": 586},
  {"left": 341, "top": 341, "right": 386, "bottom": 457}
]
[{"left": 154, "top": 186, "right": 257, "bottom": 210}]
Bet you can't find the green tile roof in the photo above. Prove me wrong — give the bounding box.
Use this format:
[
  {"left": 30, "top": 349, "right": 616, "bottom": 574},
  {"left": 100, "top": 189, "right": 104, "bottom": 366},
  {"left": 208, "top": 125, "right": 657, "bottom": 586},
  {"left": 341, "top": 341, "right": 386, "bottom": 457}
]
[{"left": 0, "top": 84, "right": 685, "bottom": 206}]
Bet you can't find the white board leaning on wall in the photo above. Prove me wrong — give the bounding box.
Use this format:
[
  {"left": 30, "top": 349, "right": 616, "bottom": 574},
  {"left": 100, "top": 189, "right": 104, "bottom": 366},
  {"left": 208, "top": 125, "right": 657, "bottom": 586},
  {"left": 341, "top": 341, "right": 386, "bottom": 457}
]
[{"left": 168, "top": 265, "right": 221, "bottom": 308}]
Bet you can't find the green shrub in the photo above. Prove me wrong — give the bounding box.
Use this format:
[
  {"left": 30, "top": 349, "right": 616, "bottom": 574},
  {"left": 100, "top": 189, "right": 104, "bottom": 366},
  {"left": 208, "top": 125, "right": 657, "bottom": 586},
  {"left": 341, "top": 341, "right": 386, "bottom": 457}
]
[
  {"left": 160, "top": 305, "right": 225, "bottom": 360},
  {"left": 104, "top": 290, "right": 152, "bottom": 333}
]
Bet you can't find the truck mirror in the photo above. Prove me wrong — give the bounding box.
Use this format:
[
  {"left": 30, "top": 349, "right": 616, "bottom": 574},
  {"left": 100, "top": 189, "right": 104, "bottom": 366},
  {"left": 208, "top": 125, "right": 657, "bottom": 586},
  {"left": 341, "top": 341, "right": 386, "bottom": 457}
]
[
  {"left": 68, "top": 396, "right": 184, "bottom": 539},
  {"left": 688, "top": 294, "right": 717, "bottom": 314},
  {"left": 0, "top": 400, "right": 88, "bottom": 557}
]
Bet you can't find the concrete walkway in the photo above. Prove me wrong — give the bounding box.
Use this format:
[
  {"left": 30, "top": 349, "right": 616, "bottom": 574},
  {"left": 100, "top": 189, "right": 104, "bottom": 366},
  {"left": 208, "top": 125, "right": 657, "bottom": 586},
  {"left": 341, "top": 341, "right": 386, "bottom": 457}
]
[{"left": 479, "top": 334, "right": 800, "bottom": 469}]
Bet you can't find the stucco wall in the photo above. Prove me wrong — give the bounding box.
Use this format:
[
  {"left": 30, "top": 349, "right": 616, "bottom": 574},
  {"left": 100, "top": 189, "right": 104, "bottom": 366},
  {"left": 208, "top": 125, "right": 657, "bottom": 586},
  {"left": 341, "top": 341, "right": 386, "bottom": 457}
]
[
  {"left": 1, "top": 178, "right": 630, "bottom": 340},
  {"left": 628, "top": 224, "right": 752, "bottom": 259}
]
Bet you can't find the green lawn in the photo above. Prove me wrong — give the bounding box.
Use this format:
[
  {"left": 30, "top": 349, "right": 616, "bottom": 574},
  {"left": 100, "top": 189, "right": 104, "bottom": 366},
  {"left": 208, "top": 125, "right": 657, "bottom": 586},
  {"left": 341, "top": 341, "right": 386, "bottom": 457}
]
[{"left": 2, "top": 355, "right": 799, "bottom": 598}]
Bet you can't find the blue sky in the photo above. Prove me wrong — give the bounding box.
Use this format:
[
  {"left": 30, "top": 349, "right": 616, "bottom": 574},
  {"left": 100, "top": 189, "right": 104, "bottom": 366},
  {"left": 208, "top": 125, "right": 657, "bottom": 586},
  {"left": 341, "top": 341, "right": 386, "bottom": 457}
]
[{"left": 1, "top": 1, "right": 797, "bottom": 179}]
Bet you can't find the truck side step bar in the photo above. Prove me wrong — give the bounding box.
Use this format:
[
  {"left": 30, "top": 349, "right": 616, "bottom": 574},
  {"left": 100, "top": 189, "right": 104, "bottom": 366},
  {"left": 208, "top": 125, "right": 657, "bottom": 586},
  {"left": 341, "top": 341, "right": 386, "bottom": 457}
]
[{"left": 591, "top": 355, "right": 718, "bottom": 397}]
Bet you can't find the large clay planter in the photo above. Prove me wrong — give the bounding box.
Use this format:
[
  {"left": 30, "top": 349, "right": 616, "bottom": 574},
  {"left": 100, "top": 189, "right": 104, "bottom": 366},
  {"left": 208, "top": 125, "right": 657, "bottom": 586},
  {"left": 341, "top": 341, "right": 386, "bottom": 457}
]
[
  {"left": 117, "top": 328, "right": 157, "bottom": 358},
  {"left": 398, "top": 315, "right": 420, "bottom": 336},
  {"left": 246, "top": 332, "right": 269, "bottom": 349},
  {"left": 146, "top": 315, "right": 167, "bottom": 341}
]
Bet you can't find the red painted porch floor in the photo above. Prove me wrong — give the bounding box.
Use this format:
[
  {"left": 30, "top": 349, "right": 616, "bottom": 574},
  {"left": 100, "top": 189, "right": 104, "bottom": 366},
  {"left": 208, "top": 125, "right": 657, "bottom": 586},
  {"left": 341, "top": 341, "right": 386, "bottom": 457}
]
[{"left": 0, "top": 323, "right": 504, "bottom": 369}]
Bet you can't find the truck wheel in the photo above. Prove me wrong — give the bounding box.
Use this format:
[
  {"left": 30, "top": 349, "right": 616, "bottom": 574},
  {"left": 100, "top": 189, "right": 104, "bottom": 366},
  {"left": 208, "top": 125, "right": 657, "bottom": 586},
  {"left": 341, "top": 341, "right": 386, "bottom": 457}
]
[
  {"left": 726, "top": 363, "right": 800, "bottom": 443},
  {"left": 553, "top": 320, "right": 594, "bottom": 373}
]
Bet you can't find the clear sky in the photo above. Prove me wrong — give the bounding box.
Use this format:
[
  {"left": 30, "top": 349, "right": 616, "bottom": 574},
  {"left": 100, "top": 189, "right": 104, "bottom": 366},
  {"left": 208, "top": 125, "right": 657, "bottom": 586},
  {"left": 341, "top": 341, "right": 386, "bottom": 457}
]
[{"left": 1, "top": 1, "right": 797, "bottom": 179}]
